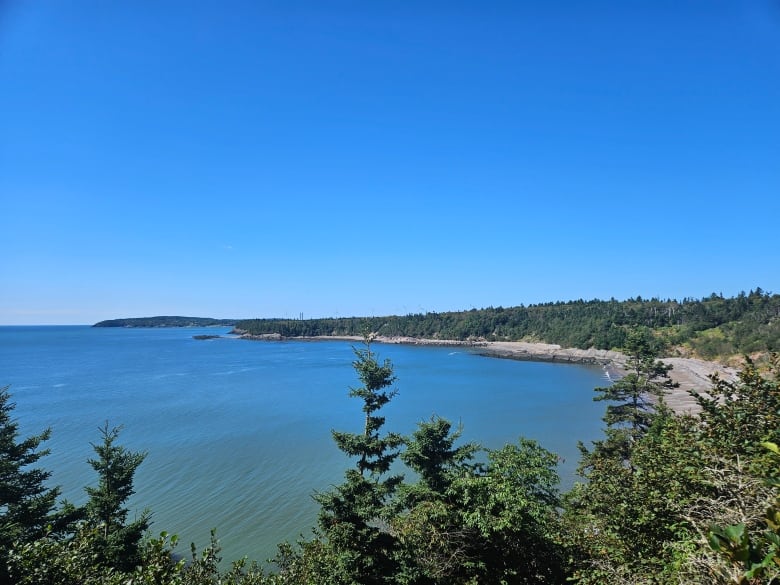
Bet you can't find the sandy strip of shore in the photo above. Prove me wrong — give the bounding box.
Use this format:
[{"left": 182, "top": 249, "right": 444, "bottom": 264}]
[
  {"left": 236, "top": 332, "right": 738, "bottom": 414},
  {"left": 477, "top": 341, "right": 738, "bottom": 414}
]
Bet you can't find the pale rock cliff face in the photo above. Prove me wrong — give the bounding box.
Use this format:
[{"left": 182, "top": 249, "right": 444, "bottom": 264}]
[
  {"left": 479, "top": 341, "right": 624, "bottom": 365},
  {"left": 653, "top": 357, "right": 738, "bottom": 414}
]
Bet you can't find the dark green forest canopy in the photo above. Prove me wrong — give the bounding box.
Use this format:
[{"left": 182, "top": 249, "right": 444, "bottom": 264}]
[
  {"left": 236, "top": 289, "right": 780, "bottom": 360},
  {"left": 93, "top": 316, "right": 237, "bottom": 328}
]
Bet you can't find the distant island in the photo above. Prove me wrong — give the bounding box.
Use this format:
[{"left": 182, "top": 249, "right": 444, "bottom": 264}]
[{"left": 93, "top": 316, "right": 237, "bottom": 328}]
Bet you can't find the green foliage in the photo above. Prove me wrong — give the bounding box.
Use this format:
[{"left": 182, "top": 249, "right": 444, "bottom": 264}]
[
  {"left": 268, "top": 535, "right": 341, "bottom": 585},
  {"left": 399, "top": 416, "right": 479, "bottom": 500},
  {"left": 565, "top": 333, "right": 709, "bottom": 583},
  {"left": 83, "top": 422, "right": 150, "bottom": 572},
  {"left": 177, "top": 529, "right": 267, "bottom": 585},
  {"left": 392, "top": 417, "right": 482, "bottom": 584},
  {"left": 314, "top": 336, "right": 404, "bottom": 584},
  {"left": 8, "top": 523, "right": 122, "bottom": 585},
  {"left": 311, "top": 341, "right": 567, "bottom": 584},
  {"left": 453, "top": 439, "right": 565, "bottom": 584},
  {"left": 707, "top": 522, "right": 778, "bottom": 583},
  {"left": 706, "top": 430, "right": 780, "bottom": 583},
  {"left": 9, "top": 527, "right": 269, "bottom": 585},
  {"left": 0, "top": 386, "right": 61, "bottom": 583},
  {"left": 673, "top": 357, "right": 780, "bottom": 583},
  {"left": 331, "top": 340, "right": 404, "bottom": 478},
  {"left": 564, "top": 353, "right": 780, "bottom": 584},
  {"left": 693, "top": 354, "right": 780, "bottom": 469},
  {"left": 584, "top": 327, "right": 679, "bottom": 465},
  {"left": 394, "top": 431, "right": 565, "bottom": 584},
  {"left": 564, "top": 408, "right": 709, "bottom": 583}
]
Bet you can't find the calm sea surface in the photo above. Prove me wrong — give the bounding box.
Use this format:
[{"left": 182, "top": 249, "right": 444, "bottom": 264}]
[{"left": 0, "top": 326, "right": 608, "bottom": 564}]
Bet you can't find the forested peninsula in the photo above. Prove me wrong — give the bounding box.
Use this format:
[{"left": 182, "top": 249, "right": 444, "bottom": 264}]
[
  {"left": 94, "top": 316, "right": 237, "bottom": 328},
  {"left": 235, "top": 288, "right": 779, "bottom": 362}
]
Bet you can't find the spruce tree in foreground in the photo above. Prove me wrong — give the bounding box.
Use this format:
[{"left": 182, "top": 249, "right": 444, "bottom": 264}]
[
  {"left": 399, "top": 416, "right": 479, "bottom": 503},
  {"left": 84, "top": 422, "right": 150, "bottom": 572},
  {"left": 584, "top": 326, "right": 678, "bottom": 466},
  {"left": 0, "top": 386, "right": 61, "bottom": 583},
  {"left": 315, "top": 335, "right": 404, "bottom": 584},
  {"left": 395, "top": 423, "right": 565, "bottom": 584},
  {"left": 564, "top": 327, "right": 685, "bottom": 583}
]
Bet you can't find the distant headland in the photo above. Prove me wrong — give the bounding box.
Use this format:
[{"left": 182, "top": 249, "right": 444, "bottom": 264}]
[{"left": 93, "top": 316, "right": 237, "bottom": 328}]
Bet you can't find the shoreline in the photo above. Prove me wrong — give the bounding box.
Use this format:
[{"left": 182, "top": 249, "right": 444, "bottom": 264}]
[{"left": 231, "top": 330, "right": 738, "bottom": 414}]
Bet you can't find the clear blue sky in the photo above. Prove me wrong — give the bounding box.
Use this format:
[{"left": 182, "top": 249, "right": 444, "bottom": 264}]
[{"left": 2, "top": 1, "right": 779, "bottom": 325}]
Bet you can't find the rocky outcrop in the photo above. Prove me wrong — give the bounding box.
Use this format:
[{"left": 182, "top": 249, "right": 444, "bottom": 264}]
[
  {"left": 237, "top": 332, "right": 284, "bottom": 341},
  {"left": 477, "top": 341, "right": 625, "bottom": 366}
]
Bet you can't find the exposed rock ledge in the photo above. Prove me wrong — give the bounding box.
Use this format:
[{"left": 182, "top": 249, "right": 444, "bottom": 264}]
[
  {"left": 232, "top": 331, "right": 738, "bottom": 414},
  {"left": 235, "top": 332, "right": 283, "bottom": 341}
]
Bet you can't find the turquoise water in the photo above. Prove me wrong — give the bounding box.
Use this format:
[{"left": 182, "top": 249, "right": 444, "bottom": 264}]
[{"left": 0, "top": 326, "right": 607, "bottom": 563}]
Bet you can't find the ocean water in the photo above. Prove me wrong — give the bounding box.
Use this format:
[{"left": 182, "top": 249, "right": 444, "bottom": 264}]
[{"left": 0, "top": 326, "right": 607, "bottom": 564}]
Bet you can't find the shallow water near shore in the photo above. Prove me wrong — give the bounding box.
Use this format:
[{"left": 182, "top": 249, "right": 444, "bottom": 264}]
[{"left": 1, "top": 325, "right": 607, "bottom": 564}]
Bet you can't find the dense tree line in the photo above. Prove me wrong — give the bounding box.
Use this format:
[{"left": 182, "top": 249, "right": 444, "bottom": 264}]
[
  {"left": 4, "top": 333, "right": 780, "bottom": 583},
  {"left": 236, "top": 289, "right": 780, "bottom": 360}
]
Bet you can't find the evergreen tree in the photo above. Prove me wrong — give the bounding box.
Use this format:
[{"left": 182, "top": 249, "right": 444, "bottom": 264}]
[
  {"left": 586, "top": 327, "right": 678, "bottom": 465},
  {"left": 84, "top": 422, "right": 149, "bottom": 572},
  {"left": 315, "top": 335, "right": 404, "bottom": 584},
  {"left": 456, "top": 440, "right": 565, "bottom": 584},
  {"left": 392, "top": 417, "right": 481, "bottom": 584},
  {"left": 0, "top": 386, "right": 60, "bottom": 583},
  {"left": 564, "top": 328, "right": 689, "bottom": 583},
  {"left": 399, "top": 416, "right": 479, "bottom": 501},
  {"left": 395, "top": 435, "right": 565, "bottom": 584}
]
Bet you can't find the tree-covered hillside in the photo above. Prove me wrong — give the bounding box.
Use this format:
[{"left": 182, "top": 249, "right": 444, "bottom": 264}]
[{"left": 237, "top": 289, "right": 780, "bottom": 360}]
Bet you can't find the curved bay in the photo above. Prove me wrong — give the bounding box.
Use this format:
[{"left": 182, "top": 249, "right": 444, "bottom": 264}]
[{"left": 0, "top": 326, "right": 606, "bottom": 563}]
